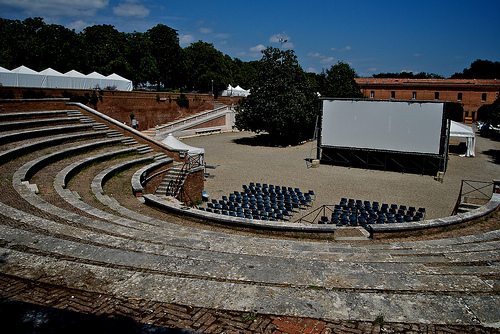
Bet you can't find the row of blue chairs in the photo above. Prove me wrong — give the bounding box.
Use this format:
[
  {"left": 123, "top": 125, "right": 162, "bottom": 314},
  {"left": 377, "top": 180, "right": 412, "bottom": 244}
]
[
  {"left": 201, "top": 184, "right": 316, "bottom": 221},
  {"left": 320, "top": 211, "right": 424, "bottom": 226},
  {"left": 317, "top": 198, "right": 426, "bottom": 226},
  {"left": 336, "top": 198, "right": 425, "bottom": 219}
]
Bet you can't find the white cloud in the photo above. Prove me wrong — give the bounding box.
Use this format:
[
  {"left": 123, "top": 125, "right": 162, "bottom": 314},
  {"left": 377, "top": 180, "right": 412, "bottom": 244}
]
[
  {"left": 331, "top": 46, "right": 352, "bottom": 52},
  {"left": 215, "top": 33, "right": 230, "bottom": 39},
  {"left": 113, "top": 2, "right": 150, "bottom": 18},
  {"left": 199, "top": 27, "right": 213, "bottom": 34},
  {"left": 250, "top": 44, "right": 266, "bottom": 52},
  {"left": 307, "top": 67, "right": 317, "bottom": 73},
  {"left": 67, "top": 20, "right": 90, "bottom": 31},
  {"left": 307, "top": 51, "right": 335, "bottom": 65},
  {"left": 307, "top": 52, "right": 323, "bottom": 58},
  {"left": 320, "top": 57, "right": 335, "bottom": 64},
  {"left": 0, "top": 0, "right": 109, "bottom": 17},
  {"left": 179, "top": 34, "right": 195, "bottom": 46},
  {"left": 413, "top": 53, "right": 421, "bottom": 57}
]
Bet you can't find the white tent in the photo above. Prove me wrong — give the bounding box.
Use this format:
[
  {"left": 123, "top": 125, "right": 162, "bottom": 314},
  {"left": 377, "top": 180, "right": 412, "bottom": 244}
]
[
  {"left": 161, "top": 134, "right": 205, "bottom": 163},
  {"left": 64, "top": 70, "right": 87, "bottom": 89},
  {"left": 0, "top": 66, "right": 133, "bottom": 91},
  {"left": 39, "top": 68, "right": 71, "bottom": 88},
  {"left": 86, "top": 71, "right": 107, "bottom": 89},
  {"left": 106, "top": 73, "right": 133, "bottom": 91},
  {"left": 220, "top": 84, "right": 250, "bottom": 97},
  {"left": 450, "top": 121, "right": 475, "bottom": 157},
  {"left": 0, "top": 66, "right": 17, "bottom": 87},
  {"left": 11, "top": 65, "right": 44, "bottom": 88}
]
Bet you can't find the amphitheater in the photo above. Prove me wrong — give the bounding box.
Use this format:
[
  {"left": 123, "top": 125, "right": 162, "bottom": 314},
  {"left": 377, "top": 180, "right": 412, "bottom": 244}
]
[{"left": 0, "top": 99, "right": 499, "bottom": 333}]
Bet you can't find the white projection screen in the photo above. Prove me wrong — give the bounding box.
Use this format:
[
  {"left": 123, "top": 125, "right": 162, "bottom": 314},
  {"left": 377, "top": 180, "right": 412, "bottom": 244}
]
[{"left": 321, "top": 99, "right": 445, "bottom": 155}]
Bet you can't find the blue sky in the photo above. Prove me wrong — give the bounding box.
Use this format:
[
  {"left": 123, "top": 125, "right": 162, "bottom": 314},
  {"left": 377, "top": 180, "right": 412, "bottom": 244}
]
[{"left": 1, "top": 0, "right": 499, "bottom": 77}]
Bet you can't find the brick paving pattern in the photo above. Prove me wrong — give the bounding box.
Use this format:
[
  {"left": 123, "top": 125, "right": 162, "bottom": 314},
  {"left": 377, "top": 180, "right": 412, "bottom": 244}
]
[{"left": 1, "top": 274, "right": 498, "bottom": 333}]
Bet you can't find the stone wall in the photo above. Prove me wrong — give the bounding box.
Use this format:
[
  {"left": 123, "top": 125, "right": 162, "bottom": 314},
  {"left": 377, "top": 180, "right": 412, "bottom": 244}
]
[{"left": 0, "top": 87, "right": 214, "bottom": 130}]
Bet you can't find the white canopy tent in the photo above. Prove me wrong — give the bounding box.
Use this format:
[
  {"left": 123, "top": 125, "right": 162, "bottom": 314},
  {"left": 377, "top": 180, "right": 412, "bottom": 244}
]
[
  {"left": 220, "top": 84, "right": 250, "bottom": 97},
  {"left": 64, "top": 69, "right": 87, "bottom": 89},
  {"left": 106, "top": 73, "right": 133, "bottom": 91},
  {"left": 0, "top": 66, "right": 18, "bottom": 87},
  {"left": 39, "top": 68, "right": 71, "bottom": 88},
  {"left": 161, "top": 134, "right": 205, "bottom": 163},
  {"left": 450, "top": 120, "right": 475, "bottom": 157},
  {"left": 11, "top": 65, "right": 44, "bottom": 88},
  {"left": 0, "top": 66, "right": 133, "bottom": 91}
]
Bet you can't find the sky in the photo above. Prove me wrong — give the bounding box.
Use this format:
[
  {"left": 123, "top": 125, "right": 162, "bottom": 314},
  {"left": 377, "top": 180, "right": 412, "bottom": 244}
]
[{"left": 1, "top": 0, "right": 499, "bottom": 78}]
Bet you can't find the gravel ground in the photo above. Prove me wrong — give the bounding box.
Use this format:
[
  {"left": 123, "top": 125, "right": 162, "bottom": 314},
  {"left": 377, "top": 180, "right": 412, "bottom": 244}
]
[{"left": 182, "top": 126, "right": 499, "bottom": 220}]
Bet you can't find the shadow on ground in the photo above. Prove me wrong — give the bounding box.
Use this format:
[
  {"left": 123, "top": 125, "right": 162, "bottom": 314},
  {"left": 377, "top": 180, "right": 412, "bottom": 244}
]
[
  {"left": 232, "top": 133, "right": 311, "bottom": 147},
  {"left": 0, "top": 298, "right": 199, "bottom": 334},
  {"left": 482, "top": 149, "right": 500, "bottom": 165}
]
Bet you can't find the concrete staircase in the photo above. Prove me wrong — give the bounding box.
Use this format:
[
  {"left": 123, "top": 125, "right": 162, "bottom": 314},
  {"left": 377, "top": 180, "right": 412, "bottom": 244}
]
[{"left": 155, "top": 165, "right": 185, "bottom": 197}]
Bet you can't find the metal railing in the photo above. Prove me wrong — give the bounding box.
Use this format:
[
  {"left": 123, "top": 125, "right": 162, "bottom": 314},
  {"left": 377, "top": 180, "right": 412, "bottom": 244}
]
[
  {"left": 451, "top": 180, "right": 494, "bottom": 215},
  {"left": 165, "top": 154, "right": 203, "bottom": 201},
  {"left": 293, "top": 205, "right": 336, "bottom": 224},
  {"left": 156, "top": 106, "right": 231, "bottom": 133}
]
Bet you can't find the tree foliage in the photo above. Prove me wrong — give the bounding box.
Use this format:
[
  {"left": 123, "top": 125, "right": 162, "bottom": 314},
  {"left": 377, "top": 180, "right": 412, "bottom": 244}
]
[
  {"left": 451, "top": 59, "right": 500, "bottom": 79},
  {"left": 477, "top": 89, "right": 500, "bottom": 125},
  {"left": 184, "top": 41, "right": 231, "bottom": 93},
  {"left": 318, "top": 61, "right": 363, "bottom": 98},
  {"left": 235, "top": 47, "right": 319, "bottom": 145},
  {"left": 373, "top": 71, "right": 444, "bottom": 79}
]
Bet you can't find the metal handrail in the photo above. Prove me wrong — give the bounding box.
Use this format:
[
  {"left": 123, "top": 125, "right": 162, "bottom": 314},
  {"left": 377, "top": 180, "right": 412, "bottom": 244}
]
[
  {"left": 165, "top": 154, "right": 202, "bottom": 199},
  {"left": 156, "top": 106, "right": 230, "bottom": 131},
  {"left": 451, "top": 180, "right": 494, "bottom": 215}
]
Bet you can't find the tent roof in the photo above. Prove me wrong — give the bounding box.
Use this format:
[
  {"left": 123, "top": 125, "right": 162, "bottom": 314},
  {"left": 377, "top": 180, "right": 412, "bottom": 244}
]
[
  {"left": 11, "top": 65, "right": 38, "bottom": 74},
  {"left": 107, "top": 73, "right": 128, "bottom": 80},
  {"left": 64, "top": 69, "right": 86, "bottom": 77},
  {"left": 87, "top": 71, "right": 107, "bottom": 78},
  {"left": 161, "top": 134, "right": 204, "bottom": 155},
  {"left": 0, "top": 66, "right": 10, "bottom": 72},
  {"left": 450, "top": 121, "right": 474, "bottom": 137},
  {"left": 39, "top": 68, "right": 64, "bottom": 76}
]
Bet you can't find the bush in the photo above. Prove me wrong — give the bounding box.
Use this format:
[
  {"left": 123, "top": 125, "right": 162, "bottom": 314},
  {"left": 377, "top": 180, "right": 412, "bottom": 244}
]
[{"left": 176, "top": 93, "right": 189, "bottom": 108}]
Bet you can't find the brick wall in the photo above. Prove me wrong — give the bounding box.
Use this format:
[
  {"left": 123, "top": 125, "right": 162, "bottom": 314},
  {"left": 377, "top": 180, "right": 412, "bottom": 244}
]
[
  {"left": 356, "top": 78, "right": 500, "bottom": 121},
  {"left": 0, "top": 87, "right": 214, "bottom": 130},
  {"left": 216, "top": 96, "right": 243, "bottom": 106},
  {"left": 179, "top": 167, "right": 204, "bottom": 204},
  {"left": 0, "top": 99, "right": 68, "bottom": 112}
]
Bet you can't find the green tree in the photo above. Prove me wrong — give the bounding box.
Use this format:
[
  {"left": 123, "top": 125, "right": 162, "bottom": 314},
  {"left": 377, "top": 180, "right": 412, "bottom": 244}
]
[
  {"left": 451, "top": 59, "right": 500, "bottom": 79},
  {"left": 229, "top": 58, "right": 260, "bottom": 90},
  {"left": 235, "top": 47, "right": 319, "bottom": 145},
  {"left": 373, "top": 71, "right": 444, "bottom": 79},
  {"left": 319, "top": 61, "right": 363, "bottom": 98},
  {"left": 477, "top": 89, "right": 500, "bottom": 125},
  {"left": 184, "top": 41, "right": 231, "bottom": 93},
  {"left": 80, "top": 24, "right": 128, "bottom": 76},
  {"left": 146, "top": 24, "right": 184, "bottom": 90}
]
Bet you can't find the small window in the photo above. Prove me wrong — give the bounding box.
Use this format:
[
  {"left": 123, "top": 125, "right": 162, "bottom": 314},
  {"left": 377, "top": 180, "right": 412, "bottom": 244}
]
[
  {"left": 391, "top": 91, "right": 395, "bottom": 99},
  {"left": 370, "top": 91, "right": 374, "bottom": 99},
  {"left": 434, "top": 92, "right": 439, "bottom": 100},
  {"left": 457, "top": 93, "right": 462, "bottom": 101},
  {"left": 412, "top": 91, "right": 417, "bottom": 99},
  {"left": 481, "top": 93, "right": 487, "bottom": 102}
]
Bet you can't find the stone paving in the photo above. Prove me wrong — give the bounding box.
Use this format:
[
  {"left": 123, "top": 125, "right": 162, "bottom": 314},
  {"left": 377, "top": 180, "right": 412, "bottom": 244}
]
[{"left": 0, "top": 107, "right": 499, "bottom": 333}]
